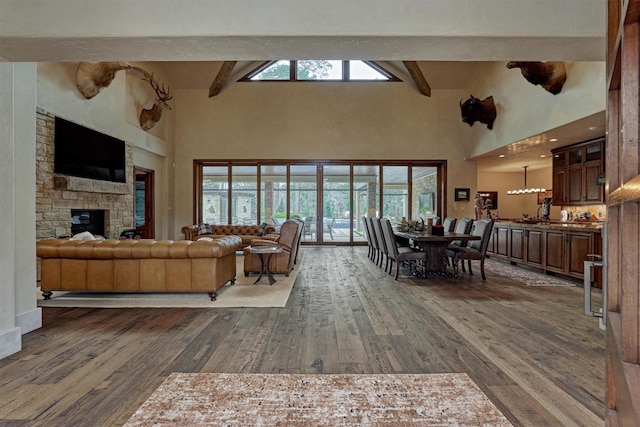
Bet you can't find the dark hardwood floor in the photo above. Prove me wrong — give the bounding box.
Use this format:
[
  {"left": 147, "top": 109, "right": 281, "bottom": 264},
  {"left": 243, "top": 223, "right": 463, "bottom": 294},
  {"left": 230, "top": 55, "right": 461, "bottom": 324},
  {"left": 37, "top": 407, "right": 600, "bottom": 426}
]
[{"left": 0, "top": 247, "right": 605, "bottom": 426}]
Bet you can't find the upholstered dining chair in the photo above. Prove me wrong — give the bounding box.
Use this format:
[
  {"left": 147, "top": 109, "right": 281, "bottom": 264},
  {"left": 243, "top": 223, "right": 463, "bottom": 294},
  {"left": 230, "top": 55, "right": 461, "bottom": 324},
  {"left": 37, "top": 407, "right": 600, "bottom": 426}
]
[
  {"left": 362, "top": 215, "right": 373, "bottom": 261},
  {"left": 365, "top": 216, "right": 381, "bottom": 266},
  {"left": 443, "top": 218, "right": 494, "bottom": 280},
  {"left": 380, "top": 217, "right": 428, "bottom": 280},
  {"left": 443, "top": 217, "right": 457, "bottom": 232},
  {"left": 444, "top": 217, "right": 474, "bottom": 267},
  {"left": 444, "top": 218, "right": 473, "bottom": 271},
  {"left": 372, "top": 217, "right": 390, "bottom": 271}
]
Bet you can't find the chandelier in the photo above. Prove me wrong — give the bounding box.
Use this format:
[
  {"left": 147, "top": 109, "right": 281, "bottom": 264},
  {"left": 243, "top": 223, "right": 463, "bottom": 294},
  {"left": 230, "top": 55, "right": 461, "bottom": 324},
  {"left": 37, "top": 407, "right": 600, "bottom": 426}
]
[{"left": 507, "top": 166, "right": 546, "bottom": 195}]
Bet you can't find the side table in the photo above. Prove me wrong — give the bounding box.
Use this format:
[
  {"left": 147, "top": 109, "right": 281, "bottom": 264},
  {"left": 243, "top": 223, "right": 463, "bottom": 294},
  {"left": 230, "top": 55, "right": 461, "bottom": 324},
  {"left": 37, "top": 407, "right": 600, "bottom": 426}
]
[{"left": 248, "top": 246, "right": 283, "bottom": 285}]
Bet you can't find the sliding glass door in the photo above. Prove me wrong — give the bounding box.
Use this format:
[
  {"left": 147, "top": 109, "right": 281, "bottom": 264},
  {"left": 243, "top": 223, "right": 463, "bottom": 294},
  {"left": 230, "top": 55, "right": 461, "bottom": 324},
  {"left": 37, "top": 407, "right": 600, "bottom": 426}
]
[{"left": 194, "top": 160, "right": 445, "bottom": 245}]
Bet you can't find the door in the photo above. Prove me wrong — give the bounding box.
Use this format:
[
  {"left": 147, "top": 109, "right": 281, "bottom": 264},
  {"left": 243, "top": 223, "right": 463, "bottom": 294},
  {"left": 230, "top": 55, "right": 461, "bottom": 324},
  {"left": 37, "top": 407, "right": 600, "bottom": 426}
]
[
  {"left": 134, "top": 167, "right": 154, "bottom": 239},
  {"left": 606, "top": 3, "right": 640, "bottom": 422},
  {"left": 322, "top": 165, "right": 350, "bottom": 243}
]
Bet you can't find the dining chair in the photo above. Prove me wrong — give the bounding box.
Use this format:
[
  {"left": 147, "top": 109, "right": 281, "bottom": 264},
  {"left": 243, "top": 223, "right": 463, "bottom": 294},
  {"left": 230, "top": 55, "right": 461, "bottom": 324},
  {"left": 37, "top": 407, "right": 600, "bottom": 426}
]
[
  {"left": 380, "top": 218, "right": 428, "bottom": 280},
  {"left": 443, "top": 218, "right": 494, "bottom": 280},
  {"left": 361, "top": 215, "right": 373, "bottom": 261},
  {"left": 366, "top": 216, "right": 381, "bottom": 266},
  {"left": 372, "top": 217, "right": 390, "bottom": 271},
  {"left": 443, "top": 217, "right": 457, "bottom": 232},
  {"left": 444, "top": 217, "right": 474, "bottom": 267}
]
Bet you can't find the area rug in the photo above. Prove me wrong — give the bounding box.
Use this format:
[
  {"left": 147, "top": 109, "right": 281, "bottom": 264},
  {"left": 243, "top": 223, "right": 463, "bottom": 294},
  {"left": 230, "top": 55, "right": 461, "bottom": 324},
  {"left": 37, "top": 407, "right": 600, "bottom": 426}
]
[
  {"left": 36, "top": 253, "right": 300, "bottom": 308},
  {"left": 484, "top": 258, "right": 575, "bottom": 286},
  {"left": 124, "top": 373, "right": 512, "bottom": 426}
]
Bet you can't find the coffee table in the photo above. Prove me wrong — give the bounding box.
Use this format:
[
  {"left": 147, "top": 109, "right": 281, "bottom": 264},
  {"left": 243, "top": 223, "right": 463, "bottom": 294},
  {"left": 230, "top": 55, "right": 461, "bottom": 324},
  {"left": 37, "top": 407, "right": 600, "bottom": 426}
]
[{"left": 248, "top": 246, "right": 283, "bottom": 285}]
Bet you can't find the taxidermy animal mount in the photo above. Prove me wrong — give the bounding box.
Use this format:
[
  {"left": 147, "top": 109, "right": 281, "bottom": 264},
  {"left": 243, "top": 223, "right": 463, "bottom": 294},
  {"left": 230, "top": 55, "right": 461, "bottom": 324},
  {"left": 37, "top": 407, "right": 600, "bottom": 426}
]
[
  {"left": 460, "top": 95, "right": 497, "bottom": 130},
  {"left": 139, "top": 73, "right": 173, "bottom": 131},
  {"left": 506, "top": 61, "right": 567, "bottom": 95},
  {"left": 76, "top": 62, "right": 132, "bottom": 99}
]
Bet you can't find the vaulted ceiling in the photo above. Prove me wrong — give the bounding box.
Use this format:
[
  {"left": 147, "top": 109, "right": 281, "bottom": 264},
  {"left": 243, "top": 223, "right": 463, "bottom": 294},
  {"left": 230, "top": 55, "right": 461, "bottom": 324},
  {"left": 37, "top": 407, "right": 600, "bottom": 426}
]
[{"left": 0, "top": 0, "right": 607, "bottom": 172}]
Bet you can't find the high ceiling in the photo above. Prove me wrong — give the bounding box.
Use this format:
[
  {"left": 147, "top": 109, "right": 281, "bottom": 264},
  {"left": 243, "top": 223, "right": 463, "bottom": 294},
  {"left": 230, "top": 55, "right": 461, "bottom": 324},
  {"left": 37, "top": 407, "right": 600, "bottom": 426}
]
[
  {"left": 159, "top": 60, "right": 606, "bottom": 173},
  {"left": 0, "top": 0, "right": 606, "bottom": 173}
]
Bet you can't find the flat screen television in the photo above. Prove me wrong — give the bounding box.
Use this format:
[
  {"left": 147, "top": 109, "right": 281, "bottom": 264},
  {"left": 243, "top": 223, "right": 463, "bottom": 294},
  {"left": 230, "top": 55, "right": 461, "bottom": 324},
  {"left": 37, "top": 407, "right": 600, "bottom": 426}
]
[{"left": 54, "top": 117, "right": 126, "bottom": 183}]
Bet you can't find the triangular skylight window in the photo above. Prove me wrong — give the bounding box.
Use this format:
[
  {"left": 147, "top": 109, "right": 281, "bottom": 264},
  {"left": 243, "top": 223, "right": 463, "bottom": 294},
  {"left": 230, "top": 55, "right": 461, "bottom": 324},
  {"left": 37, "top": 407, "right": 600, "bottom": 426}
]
[{"left": 241, "top": 60, "right": 400, "bottom": 82}]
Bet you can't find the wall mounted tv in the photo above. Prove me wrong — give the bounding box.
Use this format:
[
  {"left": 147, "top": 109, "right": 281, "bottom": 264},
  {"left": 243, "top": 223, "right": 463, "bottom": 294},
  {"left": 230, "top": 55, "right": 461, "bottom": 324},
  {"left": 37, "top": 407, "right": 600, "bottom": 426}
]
[{"left": 54, "top": 117, "right": 127, "bottom": 183}]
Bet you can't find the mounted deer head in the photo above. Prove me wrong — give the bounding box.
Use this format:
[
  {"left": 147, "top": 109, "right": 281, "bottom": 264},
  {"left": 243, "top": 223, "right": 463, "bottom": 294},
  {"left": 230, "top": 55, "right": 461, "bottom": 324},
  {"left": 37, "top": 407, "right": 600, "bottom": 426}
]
[
  {"left": 139, "top": 74, "right": 173, "bottom": 131},
  {"left": 76, "top": 62, "right": 132, "bottom": 99}
]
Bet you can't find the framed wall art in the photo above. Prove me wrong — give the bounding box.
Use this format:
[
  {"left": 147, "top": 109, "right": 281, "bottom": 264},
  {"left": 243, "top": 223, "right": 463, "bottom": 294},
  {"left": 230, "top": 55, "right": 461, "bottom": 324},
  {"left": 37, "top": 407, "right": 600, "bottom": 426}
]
[
  {"left": 454, "top": 188, "right": 470, "bottom": 201},
  {"left": 478, "top": 191, "right": 498, "bottom": 209}
]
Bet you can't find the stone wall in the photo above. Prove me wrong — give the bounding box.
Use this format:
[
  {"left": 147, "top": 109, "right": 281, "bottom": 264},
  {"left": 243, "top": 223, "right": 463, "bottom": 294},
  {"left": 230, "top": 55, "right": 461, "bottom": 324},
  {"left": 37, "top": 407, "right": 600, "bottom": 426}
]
[{"left": 36, "top": 109, "right": 134, "bottom": 240}]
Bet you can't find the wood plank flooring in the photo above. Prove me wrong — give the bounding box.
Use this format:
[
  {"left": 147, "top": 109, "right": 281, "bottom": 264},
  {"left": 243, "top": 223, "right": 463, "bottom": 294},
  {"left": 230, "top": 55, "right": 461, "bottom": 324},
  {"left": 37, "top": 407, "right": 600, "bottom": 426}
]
[{"left": 0, "top": 247, "right": 605, "bottom": 426}]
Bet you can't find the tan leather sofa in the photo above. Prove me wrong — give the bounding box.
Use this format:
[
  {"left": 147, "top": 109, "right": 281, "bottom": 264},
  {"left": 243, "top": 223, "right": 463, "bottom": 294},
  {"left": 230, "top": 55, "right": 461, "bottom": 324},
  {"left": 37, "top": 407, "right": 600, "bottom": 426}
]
[
  {"left": 243, "top": 219, "right": 304, "bottom": 277},
  {"left": 181, "top": 224, "right": 276, "bottom": 249},
  {"left": 36, "top": 236, "right": 242, "bottom": 301}
]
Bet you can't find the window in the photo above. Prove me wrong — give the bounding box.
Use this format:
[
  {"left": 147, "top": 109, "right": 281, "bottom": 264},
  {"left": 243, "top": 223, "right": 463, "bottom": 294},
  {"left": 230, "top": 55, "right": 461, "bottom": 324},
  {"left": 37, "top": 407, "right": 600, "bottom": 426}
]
[
  {"left": 194, "top": 160, "right": 445, "bottom": 245},
  {"left": 241, "top": 60, "right": 400, "bottom": 82}
]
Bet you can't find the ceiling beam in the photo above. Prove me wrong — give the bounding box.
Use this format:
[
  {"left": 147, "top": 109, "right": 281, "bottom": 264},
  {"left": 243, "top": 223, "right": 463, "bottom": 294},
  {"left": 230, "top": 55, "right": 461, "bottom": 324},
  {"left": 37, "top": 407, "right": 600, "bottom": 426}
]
[
  {"left": 208, "top": 61, "right": 237, "bottom": 97},
  {"left": 402, "top": 61, "right": 431, "bottom": 97}
]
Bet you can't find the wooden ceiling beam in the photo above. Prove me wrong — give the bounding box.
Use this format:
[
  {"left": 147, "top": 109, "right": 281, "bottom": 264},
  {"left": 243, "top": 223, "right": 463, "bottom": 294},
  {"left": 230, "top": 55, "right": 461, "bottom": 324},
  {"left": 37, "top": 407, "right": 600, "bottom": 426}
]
[
  {"left": 402, "top": 61, "right": 431, "bottom": 97},
  {"left": 208, "top": 61, "right": 237, "bottom": 97}
]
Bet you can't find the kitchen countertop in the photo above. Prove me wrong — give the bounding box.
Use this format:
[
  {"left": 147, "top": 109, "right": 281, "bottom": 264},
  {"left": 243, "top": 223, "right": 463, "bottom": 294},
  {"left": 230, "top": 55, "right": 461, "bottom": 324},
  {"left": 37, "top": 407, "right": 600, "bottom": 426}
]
[{"left": 492, "top": 220, "right": 604, "bottom": 231}]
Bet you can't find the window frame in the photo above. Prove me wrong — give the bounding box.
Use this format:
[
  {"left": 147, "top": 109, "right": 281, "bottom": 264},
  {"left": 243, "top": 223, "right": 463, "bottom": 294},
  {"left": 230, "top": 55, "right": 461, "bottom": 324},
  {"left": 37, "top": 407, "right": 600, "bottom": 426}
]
[{"left": 239, "top": 60, "right": 401, "bottom": 82}]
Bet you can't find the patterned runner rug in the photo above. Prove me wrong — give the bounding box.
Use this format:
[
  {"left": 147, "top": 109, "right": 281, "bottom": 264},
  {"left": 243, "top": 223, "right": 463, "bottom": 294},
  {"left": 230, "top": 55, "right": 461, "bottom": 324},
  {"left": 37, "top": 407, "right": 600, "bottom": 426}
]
[
  {"left": 484, "top": 258, "right": 576, "bottom": 286},
  {"left": 124, "top": 373, "right": 512, "bottom": 426}
]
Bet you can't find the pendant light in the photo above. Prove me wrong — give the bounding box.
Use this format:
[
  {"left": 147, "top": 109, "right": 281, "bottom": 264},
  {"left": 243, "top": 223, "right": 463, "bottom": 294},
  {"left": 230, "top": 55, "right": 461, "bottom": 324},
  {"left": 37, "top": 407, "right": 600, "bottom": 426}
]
[{"left": 507, "top": 166, "right": 546, "bottom": 195}]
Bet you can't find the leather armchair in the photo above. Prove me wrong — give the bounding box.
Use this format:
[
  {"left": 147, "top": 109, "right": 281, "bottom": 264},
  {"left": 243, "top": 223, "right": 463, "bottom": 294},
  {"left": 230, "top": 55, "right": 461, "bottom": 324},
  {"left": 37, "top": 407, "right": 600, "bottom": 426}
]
[{"left": 243, "top": 219, "right": 303, "bottom": 277}]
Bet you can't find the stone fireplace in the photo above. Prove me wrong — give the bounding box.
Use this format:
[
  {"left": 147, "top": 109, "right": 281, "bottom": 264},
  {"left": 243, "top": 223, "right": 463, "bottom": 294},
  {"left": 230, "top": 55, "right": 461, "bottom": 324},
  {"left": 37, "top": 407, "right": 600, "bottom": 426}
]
[{"left": 36, "top": 109, "right": 135, "bottom": 240}]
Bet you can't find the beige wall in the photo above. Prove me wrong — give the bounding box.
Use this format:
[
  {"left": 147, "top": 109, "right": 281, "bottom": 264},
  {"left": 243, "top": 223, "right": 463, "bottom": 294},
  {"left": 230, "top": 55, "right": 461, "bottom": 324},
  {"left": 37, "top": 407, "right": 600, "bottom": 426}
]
[
  {"left": 466, "top": 62, "right": 606, "bottom": 158},
  {"left": 173, "top": 84, "right": 482, "bottom": 233},
  {"left": 36, "top": 62, "right": 174, "bottom": 239},
  {"left": 478, "top": 168, "right": 558, "bottom": 220}
]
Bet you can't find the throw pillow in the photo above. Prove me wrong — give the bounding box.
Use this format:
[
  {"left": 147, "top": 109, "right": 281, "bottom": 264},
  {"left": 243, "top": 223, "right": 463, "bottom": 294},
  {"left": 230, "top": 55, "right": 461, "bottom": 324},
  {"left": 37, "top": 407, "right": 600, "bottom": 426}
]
[
  {"left": 197, "top": 223, "right": 213, "bottom": 235},
  {"left": 257, "top": 222, "right": 269, "bottom": 236},
  {"left": 70, "top": 231, "right": 96, "bottom": 241}
]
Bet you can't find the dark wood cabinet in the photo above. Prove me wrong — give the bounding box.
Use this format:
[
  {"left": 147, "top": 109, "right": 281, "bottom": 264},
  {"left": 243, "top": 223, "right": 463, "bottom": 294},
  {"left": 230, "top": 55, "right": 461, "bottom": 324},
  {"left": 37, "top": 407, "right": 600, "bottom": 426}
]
[
  {"left": 486, "top": 222, "right": 600, "bottom": 284},
  {"left": 551, "top": 138, "right": 605, "bottom": 206},
  {"left": 509, "top": 228, "right": 525, "bottom": 262},
  {"left": 525, "top": 229, "right": 543, "bottom": 268},
  {"left": 566, "top": 232, "right": 591, "bottom": 279},
  {"left": 544, "top": 230, "right": 565, "bottom": 273},
  {"left": 495, "top": 227, "right": 509, "bottom": 259}
]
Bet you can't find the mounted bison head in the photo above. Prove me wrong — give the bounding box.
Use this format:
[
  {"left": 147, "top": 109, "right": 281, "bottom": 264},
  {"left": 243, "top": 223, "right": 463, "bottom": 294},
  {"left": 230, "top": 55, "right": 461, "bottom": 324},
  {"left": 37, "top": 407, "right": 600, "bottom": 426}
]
[
  {"left": 460, "top": 95, "right": 496, "bottom": 130},
  {"left": 506, "top": 61, "right": 567, "bottom": 95}
]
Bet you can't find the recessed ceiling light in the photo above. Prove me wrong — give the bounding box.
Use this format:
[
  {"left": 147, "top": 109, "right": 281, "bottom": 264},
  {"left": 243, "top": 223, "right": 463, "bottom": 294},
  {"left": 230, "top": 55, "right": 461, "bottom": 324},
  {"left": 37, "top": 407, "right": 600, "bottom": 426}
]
[
  {"left": 550, "top": 138, "right": 558, "bottom": 142},
  {"left": 499, "top": 154, "right": 505, "bottom": 158},
  {"left": 540, "top": 154, "right": 546, "bottom": 158}
]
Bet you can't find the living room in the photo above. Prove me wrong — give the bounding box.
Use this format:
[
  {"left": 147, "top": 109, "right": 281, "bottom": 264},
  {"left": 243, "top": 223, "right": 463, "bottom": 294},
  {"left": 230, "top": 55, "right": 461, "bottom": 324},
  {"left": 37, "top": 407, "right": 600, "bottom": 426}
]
[{"left": 2, "top": 0, "right": 624, "bottom": 424}]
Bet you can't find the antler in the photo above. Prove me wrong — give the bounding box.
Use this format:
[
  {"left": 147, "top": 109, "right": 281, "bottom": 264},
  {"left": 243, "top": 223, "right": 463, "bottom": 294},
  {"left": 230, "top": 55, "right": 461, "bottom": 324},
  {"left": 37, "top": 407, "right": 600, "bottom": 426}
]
[{"left": 141, "top": 73, "right": 172, "bottom": 103}]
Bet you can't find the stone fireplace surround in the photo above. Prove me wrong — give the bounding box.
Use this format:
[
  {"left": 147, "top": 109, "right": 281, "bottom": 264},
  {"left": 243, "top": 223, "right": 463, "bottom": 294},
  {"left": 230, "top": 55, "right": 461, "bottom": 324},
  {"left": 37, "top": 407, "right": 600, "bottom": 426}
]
[{"left": 36, "top": 109, "right": 135, "bottom": 240}]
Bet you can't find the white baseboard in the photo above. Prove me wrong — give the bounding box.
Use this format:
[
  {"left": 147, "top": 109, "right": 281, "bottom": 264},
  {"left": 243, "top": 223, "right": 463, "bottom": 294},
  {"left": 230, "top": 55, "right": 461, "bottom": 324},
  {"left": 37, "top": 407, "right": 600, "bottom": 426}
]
[
  {"left": 0, "top": 327, "right": 21, "bottom": 359},
  {"left": 16, "top": 307, "right": 42, "bottom": 335}
]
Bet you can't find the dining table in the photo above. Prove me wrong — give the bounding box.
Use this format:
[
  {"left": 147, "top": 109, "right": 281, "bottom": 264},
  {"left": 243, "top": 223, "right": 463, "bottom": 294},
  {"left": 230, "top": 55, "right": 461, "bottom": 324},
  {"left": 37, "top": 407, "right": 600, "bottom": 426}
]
[{"left": 393, "top": 229, "right": 480, "bottom": 276}]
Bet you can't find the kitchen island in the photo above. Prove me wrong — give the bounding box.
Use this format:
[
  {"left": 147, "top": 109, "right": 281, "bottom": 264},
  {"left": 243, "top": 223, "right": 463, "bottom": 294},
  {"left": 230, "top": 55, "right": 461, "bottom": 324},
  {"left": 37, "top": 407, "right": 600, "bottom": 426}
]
[{"left": 485, "top": 220, "right": 603, "bottom": 287}]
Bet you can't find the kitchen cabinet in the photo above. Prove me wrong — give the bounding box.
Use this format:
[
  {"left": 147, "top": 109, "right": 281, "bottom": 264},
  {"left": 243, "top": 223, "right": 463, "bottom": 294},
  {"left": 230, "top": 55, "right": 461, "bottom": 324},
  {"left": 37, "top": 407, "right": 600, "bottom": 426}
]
[
  {"left": 525, "top": 229, "right": 543, "bottom": 268},
  {"left": 487, "top": 226, "right": 509, "bottom": 259},
  {"left": 486, "top": 222, "right": 601, "bottom": 286},
  {"left": 509, "top": 228, "right": 525, "bottom": 262},
  {"left": 544, "top": 230, "right": 565, "bottom": 273},
  {"left": 551, "top": 138, "right": 605, "bottom": 206}
]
